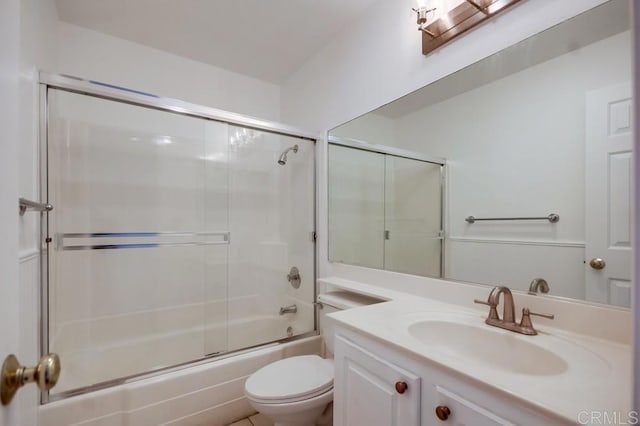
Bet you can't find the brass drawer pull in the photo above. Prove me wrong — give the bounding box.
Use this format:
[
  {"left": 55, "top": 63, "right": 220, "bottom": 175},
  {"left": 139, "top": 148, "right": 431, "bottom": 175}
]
[
  {"left": 395, "top": 381, "right": 408, "bottom": 394},
  {"left": 435, "top": 405, "right": 451, "bottom": 421}
]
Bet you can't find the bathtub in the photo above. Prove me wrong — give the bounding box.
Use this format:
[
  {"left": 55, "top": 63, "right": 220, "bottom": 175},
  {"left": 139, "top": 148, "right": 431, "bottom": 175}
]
[
  {"left": 39, "top": 336, "right": 321, "bottom": 426},
  {"left": 51, "top": 299, "right": 314, "bottom": 395}
]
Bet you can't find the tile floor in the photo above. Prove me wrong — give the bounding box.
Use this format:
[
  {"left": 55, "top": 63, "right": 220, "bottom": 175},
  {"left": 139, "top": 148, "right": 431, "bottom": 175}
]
[{"left": 228, "top": 413, "right": 273, "bottom": 426}]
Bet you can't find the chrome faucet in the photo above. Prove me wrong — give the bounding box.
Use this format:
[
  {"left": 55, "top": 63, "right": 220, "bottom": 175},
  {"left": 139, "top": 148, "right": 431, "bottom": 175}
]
[
  {"left": 528, "top": 278, "right": 550, "bottom": 295},
  {"left": 279, "top": 304, "right": 298, "bottom": 315},
  {"left": 474, "top": 286, "right": 554, "bottom": 335}
]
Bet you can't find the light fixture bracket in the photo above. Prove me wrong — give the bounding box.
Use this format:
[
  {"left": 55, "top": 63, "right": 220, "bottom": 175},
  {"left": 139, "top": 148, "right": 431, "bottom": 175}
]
[
  {"left": 412, "top": 6, "right": 436, "bottom": 26},
  {"left": 416, "top": 0, "right": 523, "bottom": 55}
]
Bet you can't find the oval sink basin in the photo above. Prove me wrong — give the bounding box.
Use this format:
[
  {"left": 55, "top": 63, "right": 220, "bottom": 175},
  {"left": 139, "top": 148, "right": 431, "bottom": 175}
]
[{"left": 408, "top": 320, "right": 568, "bottom": 376}]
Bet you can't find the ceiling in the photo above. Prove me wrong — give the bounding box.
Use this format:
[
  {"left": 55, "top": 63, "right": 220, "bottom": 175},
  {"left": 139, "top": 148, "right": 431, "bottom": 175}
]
[{"left": 55, "top": 0, "right": 380, "bottom": 84}]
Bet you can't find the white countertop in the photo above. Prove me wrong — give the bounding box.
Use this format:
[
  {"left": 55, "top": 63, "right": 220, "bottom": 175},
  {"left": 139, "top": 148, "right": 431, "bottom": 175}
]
[{"left": 320, "top": 277, "right": 632, "bottom": 423}]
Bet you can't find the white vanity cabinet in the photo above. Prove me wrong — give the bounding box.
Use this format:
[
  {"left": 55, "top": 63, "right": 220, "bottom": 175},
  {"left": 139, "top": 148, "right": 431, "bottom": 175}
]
[
  {"left": 333, "top": 327, "right": 567, "bottom": 426},
  {"left": 334, "top": 334, "right": 421, "bottom": 426}
]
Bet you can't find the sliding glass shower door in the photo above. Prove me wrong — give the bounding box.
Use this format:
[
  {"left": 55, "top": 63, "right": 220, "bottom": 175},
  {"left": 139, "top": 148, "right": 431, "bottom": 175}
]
[{"left": 46, "top": 88, "right": 314, "bottom": 396}]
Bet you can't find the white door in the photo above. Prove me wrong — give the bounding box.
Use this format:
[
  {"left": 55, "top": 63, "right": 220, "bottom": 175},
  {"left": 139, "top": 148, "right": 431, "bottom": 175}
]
[
  {"left": 334, "top": 335, "right": 420, "bottom": 426},
  {"left": 585, "top": 83, "right": 633, "bottom": 306},
  {"left": 1, "top": 0, "right": 36, "bottom": 424}
]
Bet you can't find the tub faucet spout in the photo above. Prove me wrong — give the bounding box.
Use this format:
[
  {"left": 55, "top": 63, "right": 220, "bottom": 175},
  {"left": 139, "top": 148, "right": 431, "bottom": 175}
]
[{"left": 279, "top": 304, "right": 297, "bottom": 315}]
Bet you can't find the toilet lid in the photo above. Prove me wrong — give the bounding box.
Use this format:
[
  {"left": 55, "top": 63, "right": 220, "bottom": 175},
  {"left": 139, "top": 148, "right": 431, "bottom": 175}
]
[{"left": 245, "top": 355, "right": 334, "bottom": 403}]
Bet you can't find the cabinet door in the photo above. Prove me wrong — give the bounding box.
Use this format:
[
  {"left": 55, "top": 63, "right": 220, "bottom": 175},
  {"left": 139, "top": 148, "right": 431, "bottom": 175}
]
[
  {"left": 334, "top": 335, "right": 421, "bottom": 426},
  {"left": 426, "top": 385, "right": 515, "bottom": 426}
]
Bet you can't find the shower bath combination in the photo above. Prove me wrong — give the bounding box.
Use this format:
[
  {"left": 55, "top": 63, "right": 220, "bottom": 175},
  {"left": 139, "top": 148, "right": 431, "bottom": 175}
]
[
  {"left": 278, "top": 144, "right": 298, "bottom": 165},
  {"left": 41, "top": 76, "right": 316, "bottom": 399}
]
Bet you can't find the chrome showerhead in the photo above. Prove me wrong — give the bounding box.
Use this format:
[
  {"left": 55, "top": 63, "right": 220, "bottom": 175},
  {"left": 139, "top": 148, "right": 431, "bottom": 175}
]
[{"left": 277, "top": 144, "right": 298, "bottom": 165}]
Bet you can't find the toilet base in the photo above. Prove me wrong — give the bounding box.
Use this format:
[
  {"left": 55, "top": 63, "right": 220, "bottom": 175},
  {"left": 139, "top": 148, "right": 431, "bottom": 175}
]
[{"left": 248, "top": 389, "right": 333, "bottom": 426}]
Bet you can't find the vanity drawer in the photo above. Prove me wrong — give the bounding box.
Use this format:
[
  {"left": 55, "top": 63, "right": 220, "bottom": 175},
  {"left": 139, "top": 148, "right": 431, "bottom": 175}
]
[{"left": 427, "top": 385, "right": 514, "bottom": 426}]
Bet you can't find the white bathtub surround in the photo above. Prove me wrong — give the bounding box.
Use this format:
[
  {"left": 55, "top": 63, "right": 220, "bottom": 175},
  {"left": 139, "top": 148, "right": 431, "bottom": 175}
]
[
  {"left": 320, "top": 279, "right": 631, "bottom": 423},
  {"left": 38, "top": 336, "right": 320, "bottom": 426},
  {"left": 52, "top": 300, "right": 305, "bottom": 393}
]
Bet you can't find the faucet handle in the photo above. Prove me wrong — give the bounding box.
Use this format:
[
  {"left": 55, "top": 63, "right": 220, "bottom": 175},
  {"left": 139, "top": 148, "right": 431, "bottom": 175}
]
[
  {"left": 528, "top": 310, "right": 554, "bottom": 320},
  {"left": 474, "top": 299, "right": 499, "bottom": 321},
  {"left": 520, "top": 308, "right": 554, "bottom": 330}
]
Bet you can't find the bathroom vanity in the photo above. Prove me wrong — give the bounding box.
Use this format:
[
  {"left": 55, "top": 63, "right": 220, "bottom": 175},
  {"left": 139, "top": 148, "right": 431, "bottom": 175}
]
[
  {"left": 323, "top": 280, "right": 631, "bottom": 426},
  {"left": 334, "top": 329, "right": 560, "bottom": 425}
]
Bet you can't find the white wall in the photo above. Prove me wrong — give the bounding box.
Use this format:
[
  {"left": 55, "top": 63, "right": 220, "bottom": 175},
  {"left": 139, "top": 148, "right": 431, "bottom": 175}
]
[{"left": 56, "top": 22, "right": 282, "bottom": 121}]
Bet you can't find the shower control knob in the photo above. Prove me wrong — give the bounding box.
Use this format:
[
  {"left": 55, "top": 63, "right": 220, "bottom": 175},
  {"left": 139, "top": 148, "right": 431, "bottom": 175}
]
[
  {"left": 287, "top": 266, "right": 301, "bottom": 289},
  {"left": 395, "top": 381, "right": 408, "bottom": 394}
]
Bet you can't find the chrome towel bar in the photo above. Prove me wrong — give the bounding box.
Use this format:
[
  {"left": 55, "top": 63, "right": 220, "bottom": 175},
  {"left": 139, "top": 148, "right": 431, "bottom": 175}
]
[
  {"left": 19, "top": 198, "right": 53, "bottom": 216},
  {"left": 465, "top": 213, "right": 559, "bottom": 224}
]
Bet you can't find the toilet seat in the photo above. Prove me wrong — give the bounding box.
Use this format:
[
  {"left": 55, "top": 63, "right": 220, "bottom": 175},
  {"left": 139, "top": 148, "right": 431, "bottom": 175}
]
[{"left": 245, "top": 355, "right": 334, "bottom": 404}]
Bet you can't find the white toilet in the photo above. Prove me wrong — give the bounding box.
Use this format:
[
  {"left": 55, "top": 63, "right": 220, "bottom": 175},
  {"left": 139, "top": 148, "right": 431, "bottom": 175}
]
[{"left": 244, "top": 291, "right": 381, "bottom": 426}]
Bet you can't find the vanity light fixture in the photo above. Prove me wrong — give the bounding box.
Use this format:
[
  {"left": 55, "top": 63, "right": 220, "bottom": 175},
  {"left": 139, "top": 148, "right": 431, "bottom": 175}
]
[{"left": 413, "top": 0, "right": 522, "bottom": 55}]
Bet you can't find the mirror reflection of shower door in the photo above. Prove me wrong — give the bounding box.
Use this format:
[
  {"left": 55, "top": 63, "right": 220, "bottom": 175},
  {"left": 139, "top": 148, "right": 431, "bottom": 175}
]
[
  {"left": 47, "top": 89, "right": 231, "bottom": 394},
  {"left": 328, "top": 142, "right": 444, "bottom": 277},
  {"left": 383, "top": 156, "right": 443, "bottom": 277},
  {"left": 328, "top": 144, "right": 385, "bottom": 269}
]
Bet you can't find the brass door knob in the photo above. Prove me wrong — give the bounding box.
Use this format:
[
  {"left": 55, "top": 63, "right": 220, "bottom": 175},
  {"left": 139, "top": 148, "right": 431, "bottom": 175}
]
[
  {"left": 589, "top": 258, "right": 606, "bottom": 270},
  {"left": 1, "top": 353, "right": 61, "bottom": 405},
  {"left": 395, "top": 381, "right": 408, "bottom": 394},
  {"left": 435, "top": 405, "right": 451, "bottom": 421}
]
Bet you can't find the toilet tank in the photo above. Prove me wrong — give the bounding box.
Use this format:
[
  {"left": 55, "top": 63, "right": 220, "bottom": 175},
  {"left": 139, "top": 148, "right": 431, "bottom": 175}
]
[{"left": 317, "top": 290, "right": 383, "bottom": 357}]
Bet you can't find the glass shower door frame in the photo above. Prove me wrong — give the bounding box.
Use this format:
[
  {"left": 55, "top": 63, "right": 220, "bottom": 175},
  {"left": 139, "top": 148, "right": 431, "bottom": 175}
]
[{"left": 38, "top": 72, "right": 318, "bottom": 403}]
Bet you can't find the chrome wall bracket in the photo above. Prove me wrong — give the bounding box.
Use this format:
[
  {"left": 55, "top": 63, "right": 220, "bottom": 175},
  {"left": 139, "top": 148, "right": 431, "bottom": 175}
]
[{"left": 19, "top": 198, "right": 53, "bottom": 216}]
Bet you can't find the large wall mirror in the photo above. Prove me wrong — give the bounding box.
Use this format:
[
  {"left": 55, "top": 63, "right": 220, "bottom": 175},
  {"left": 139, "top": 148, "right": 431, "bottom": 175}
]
[{"left": 328, "top": 0, "right": 632, "bottom": 307}]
